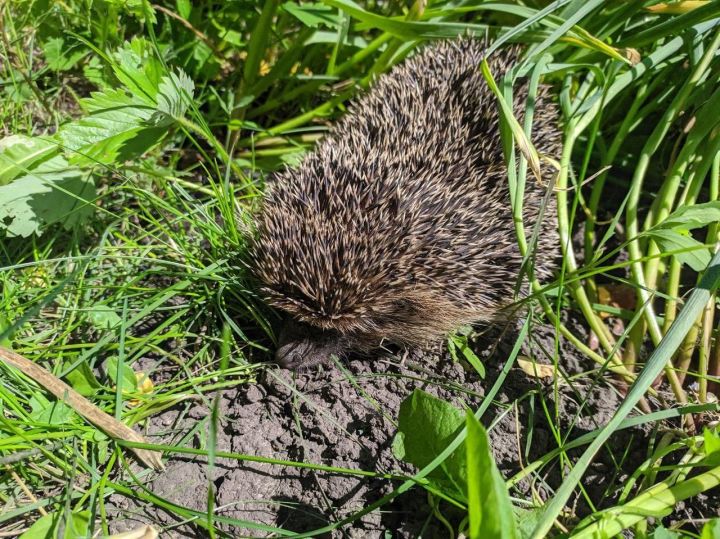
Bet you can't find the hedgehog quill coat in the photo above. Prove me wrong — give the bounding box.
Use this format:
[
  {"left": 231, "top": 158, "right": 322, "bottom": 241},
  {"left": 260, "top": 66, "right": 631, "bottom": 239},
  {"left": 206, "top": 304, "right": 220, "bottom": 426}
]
[{"left": 252, "top": 38, "right": 561, "bottom": 368}]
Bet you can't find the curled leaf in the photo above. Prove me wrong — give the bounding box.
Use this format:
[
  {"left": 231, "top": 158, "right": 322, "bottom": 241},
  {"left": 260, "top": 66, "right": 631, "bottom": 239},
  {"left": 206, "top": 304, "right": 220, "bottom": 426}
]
[{"left": 517, "top": 357, "right": 556, "bottom": 379}]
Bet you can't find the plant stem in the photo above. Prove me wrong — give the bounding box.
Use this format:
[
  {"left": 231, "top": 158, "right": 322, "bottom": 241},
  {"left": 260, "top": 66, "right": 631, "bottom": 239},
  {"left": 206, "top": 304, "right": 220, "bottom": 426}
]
[{"left": 572, "top": 465, "right": 720, "bottom": 538}]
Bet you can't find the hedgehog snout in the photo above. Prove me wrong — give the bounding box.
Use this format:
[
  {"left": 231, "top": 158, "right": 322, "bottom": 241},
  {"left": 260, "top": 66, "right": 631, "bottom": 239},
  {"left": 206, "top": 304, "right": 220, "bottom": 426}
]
[
  {"left": 275, "top": 339, "right": 317, "bottom": 369},
  {"left": 275, "top": 319, "right": 348, "bottom": 369}
]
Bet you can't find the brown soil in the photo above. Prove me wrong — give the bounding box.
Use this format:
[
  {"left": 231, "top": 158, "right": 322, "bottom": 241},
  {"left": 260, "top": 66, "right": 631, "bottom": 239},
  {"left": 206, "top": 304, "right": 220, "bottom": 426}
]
[{"left": 106, "top": 315, "right": 715, "bottom": 537}]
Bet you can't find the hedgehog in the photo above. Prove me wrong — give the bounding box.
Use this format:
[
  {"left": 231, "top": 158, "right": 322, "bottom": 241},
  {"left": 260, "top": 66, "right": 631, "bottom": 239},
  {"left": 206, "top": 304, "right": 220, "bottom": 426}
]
[{"left": 251, "top": 37, "right": 561, "bottom": 369}]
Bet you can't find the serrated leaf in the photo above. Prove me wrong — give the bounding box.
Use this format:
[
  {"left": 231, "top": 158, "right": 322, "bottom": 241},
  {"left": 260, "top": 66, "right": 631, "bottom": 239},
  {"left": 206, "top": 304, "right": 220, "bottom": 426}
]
[
  {"left": 43, "top": 37, "right": 87, "bottom": 72},
  {"left": 151, "top": 71, "right": 195, "bottom": 126},
  {"left": 83, "top": 56, "right": 107, "bottom": 87},
  {"left": 58, "top": 87, "right": 153, "bottom": 157},
  {"left": 654, "top": 202, "right": 720, "bottom": 233},
  {"left": 0, "top": 135, "right": 58, "bottom": 186},
  {"left": 0, "top": 154, "right": 95, "bottom": 237},
  {"left": 111, "top": 38, "right": 164, "bottom": 103},
  {"left": 645, "top": 229, "right": 711, "bottom": 271},
  {"left": 466, "top": 411, "right": 519, "bottom": 539},
  {"left": 58, "top": 70, "right": 193, "bottom": 166}
]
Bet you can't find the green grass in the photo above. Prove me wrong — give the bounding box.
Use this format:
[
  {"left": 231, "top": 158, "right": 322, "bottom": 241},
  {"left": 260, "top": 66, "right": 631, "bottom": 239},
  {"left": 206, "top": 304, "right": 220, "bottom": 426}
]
[{"left": 2, "top": 0, "right": 720, "bottom": 537}]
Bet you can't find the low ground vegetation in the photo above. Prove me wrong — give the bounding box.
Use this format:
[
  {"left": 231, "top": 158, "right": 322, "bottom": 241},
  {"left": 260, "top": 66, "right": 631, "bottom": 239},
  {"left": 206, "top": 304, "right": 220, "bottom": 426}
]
[{"left": 1, "top": 1, "right": 720, "bottom": 537}]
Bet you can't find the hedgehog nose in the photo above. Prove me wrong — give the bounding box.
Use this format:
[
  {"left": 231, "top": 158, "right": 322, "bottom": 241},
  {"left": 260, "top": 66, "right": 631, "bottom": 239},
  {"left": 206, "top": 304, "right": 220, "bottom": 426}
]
[{"left": 275, "top": 341, "right": 304, "bottom": 368}]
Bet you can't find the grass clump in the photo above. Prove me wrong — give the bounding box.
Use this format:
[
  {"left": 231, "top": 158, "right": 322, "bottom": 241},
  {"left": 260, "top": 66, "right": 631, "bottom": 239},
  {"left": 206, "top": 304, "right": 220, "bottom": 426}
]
[{"left": 1, "top": 0, "right": 720, "bottom": 537}]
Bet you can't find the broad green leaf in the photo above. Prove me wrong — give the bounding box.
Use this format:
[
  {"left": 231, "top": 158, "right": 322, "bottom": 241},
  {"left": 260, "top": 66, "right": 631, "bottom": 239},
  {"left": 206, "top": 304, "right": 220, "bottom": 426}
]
[
  {"left": 58, "top": 88, "right": 156, "bottom": 166},
  {"left": 19, "top": 512, "right": 56, "bottom": 539},
  {"left": 651, "top": 527, "right": 684, "bottom": 538},
  {"left": 0, "top": 135, "right": 58, "bottom": 186},
  {"left": 393, "top": 389, "right": 467, "bottom": 498},
  {"left": 283, "top": 2, "right": 341, "bottom": 27},
  {"left": 87, "top": 304, "right": 122, "bottom": 330},
  {"left": 466, "top": 411, "right": 519, "bottom": 539},
  {"left": 654, "top": 202, "right": 720, "bottom": 232},
  {"left": 63, "top": 360, "right": 102, "bottom": 397},
  {"left": 702, "top": 519, "right": 720, "bottom": 539},
  {"left": 29, "top": 393, "right": 75, "bottom": 424},
  {"left": 645, "top": 229, "right": 711, "bottom": 272},
  {"left": 46, "top": 39, "right": 195, "bottom": 168},
  {"left": 105, "top": 357, "right": 139, "bottom": 391},
  {"left": 516, "top": 507, "right": 544, "bottom": 539},
  {"left": 176, "top": 0, "right": 192, "bottom": 18},
  {"left": 58, "top": 70, "right": 193, "bottom": 166},
  {"left": 703, "top": 428, "right": 720, "bottom": 456},
  {"left": 19, "top": 510, "right": 90, "bottom": 539},
  {"left": 0, "top": 154, "right": 95, "bottom": 237}
]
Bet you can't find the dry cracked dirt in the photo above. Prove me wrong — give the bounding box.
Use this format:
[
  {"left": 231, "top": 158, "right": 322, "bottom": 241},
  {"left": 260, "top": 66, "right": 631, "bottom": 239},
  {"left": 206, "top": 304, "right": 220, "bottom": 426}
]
[{"left": 107, "top": 315, "right": 715, "bottom": 537}]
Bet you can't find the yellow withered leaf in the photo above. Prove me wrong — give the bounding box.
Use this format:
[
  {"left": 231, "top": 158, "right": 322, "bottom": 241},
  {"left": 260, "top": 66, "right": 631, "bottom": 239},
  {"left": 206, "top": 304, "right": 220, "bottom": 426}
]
[
  {"left": 517, "top": 357, "right": 556, "bottom": 379},
  {"left": 646, "top": 1, "right": 709, "bottom": 14}
]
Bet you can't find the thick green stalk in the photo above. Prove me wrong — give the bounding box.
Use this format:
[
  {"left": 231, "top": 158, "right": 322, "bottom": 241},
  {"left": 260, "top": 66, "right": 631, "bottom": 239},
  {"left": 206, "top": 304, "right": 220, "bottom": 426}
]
[
  {"left": 674, "top": 313, "right": 702, "bottom": 386},
  {"left": 628, "top": 29, "right": 720, "bottom": 342},
  {"left": 708, "top": 150, "right": 720, "bottom": 395},
  {"left": 622, "top": 32, "right": 720, "bottom": 404},
  {"left": 584, "top": 81, "right": 649, "bottom": 267},
  {"left": 557, "top": 127, "right": 627, "bottom": 368},
  {"left": 236, "top": 0, "right": 281, "bottom": 110},
  {"left": 572, "top": 465, "right": 720, "bottom": 538},
  {"left": 699, "top": 296, "right": 715, "bottom": 402},
  {"left": 662, "top": 258, "right": 682, "bottom": 334},
  {"left": 531, "top": 248, "right": 720, "bottom": 539},
  {"left": 499, "top": 57, "right": 636, "bottom": 381},
  {"left": 643, "top": 98, "right": 720, "bottom": 294}
]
